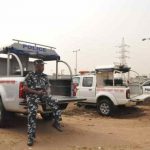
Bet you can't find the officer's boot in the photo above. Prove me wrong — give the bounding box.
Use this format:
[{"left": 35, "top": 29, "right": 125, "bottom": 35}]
[
  {"left": 53, "top": 120, "right": 63, "bottom": 132},
  {"left": 27, "top": 138, "right": 33, "bottom": 146},
  {"left": 33, "top": 133, "right": 36, "bottom": 140}
]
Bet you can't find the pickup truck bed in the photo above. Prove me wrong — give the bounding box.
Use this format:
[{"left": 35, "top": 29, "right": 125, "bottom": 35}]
[{"left": 0, "top": 40, "right": 86, "bottom": 127}]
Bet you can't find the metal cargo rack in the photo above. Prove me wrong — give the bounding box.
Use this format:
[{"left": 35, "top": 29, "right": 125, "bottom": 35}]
[{"left": 0, "top": 39, "right": 72, "bottom": 78}]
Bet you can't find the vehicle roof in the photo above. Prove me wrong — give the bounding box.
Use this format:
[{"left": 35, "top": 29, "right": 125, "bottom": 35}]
[
  {"left": 95, "top": 65, "right": 131, "bottom": 73},
  {"left": 1, "top": 42, "right": 60, "bottom": 61}
]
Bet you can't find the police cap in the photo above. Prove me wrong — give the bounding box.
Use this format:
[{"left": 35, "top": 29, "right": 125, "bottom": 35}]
[{"left": 34, "top": 59, "right": 46, "bottom": 65}]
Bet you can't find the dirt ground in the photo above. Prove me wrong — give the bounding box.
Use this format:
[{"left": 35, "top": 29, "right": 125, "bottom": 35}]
[{"left": 1, "top": 99, "right": 150, "bottom": 150}]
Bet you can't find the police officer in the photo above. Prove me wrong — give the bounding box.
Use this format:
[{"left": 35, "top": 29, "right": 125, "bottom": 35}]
[{"left": 23, "top": 59, "right": 62, "bottom": 146}]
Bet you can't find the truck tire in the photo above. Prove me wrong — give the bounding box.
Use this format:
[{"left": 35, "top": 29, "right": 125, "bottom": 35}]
[
  {"left": 97, "top": 98, "right": 114, "bottom": 116},
  {"left": 59, "top": 103, "right": 68, "bottom": 110},
  {"left": 40, "top": 113, "right": 53, "bottom": 121},
  {"left": 76, "top": 102, "right": 83, "bottom": 107},
  {"left": 0, "top": 97, "right": 9, "bottom": 127}
]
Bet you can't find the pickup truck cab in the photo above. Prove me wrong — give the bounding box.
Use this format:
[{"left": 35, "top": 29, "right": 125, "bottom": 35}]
[
  {"left": 73, "top": 65, "right": 149, "bottom": 116},
  {"left": 0, "top": 39, "right": 85, "bottom": 126}
]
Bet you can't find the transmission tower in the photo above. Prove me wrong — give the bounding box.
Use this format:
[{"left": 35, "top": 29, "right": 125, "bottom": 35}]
[{"left": 117, "top": 38, "right": 129, "bottom": 66}]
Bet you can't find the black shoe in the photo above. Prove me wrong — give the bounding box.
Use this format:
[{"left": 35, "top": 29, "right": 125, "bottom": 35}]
[
  {"left": 33, "top": 134, "right": 36, "bottom": 139},
  {"left": 53, "top": 122, "right": 63, "bottom": 132},
  {"left": 27, "top": 138, "right": 33, "bottom": 146}
]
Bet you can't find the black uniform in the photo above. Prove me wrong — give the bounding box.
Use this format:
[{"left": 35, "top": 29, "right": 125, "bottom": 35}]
[{"left": 24, "top": 72, "right": 62, "bottom": 141}]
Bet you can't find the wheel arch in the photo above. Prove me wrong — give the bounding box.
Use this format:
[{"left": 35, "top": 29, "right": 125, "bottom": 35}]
[
  {"left": 96, "top": 94, "right": 117, "bottom": 106},
  {"left": 0, "top": 94, "right": 4, "bottom": 108},
  {"left": 0, "top": 86, "right": 7, "bottom": 109}
]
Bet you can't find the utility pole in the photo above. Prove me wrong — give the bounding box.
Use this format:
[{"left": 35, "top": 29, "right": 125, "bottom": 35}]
[
  {"left": 142, "top": 38, "right": 150, "bottom": 78},
  {"left": 73, "top": 49, "right": 80, "bottom": 75}
]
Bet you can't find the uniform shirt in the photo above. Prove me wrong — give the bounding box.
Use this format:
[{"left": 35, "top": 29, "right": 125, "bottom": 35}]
[{"left": 24, "top": 72, "right": 50, "bottom": 97}]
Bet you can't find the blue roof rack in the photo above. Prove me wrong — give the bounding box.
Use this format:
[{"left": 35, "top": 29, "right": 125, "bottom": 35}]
[{"left": 2, "top": 39, "right": 60, "bottom": 61}]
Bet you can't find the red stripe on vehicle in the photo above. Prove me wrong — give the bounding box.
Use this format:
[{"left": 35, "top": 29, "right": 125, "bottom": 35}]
[
  {"left": 96, "top": 88, "right": 124, "bottom": 93},
  {"left": 0, "top": 80, "right": 16, "bottom": 84}
]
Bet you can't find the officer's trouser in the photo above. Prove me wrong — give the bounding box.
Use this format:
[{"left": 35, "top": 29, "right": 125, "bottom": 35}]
[
  {"left": 27, "top": 96, "right": 62, "bottom": 140},
  {"left": 44, "top": 98, "right": 62, "bottom": 122}
]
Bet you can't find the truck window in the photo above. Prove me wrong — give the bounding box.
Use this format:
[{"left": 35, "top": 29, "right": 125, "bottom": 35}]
[
  {"left": 143, "top": 81, "right": 150, "bottom": 86},
  {"left": 82, "top": 77, "right": 93, "bottom": 87},
  {"left": 73, "top": 77, "right": 80, "bottom": 86}
]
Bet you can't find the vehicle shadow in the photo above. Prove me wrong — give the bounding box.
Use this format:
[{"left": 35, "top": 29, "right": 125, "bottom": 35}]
[
  {"left": 3, "top": 114, "right": 53, "bottom": 131},
  {"left": 112, "top": 106, "right": 146, "bottom": 119},
  {"left": 112, "top": 97, "right": 150, "bottom": 119},
  {"left": 4, "top": 103, "right": 149, "bottom": 129},
  {"left": 64, "top": 104, "right": 147, "bottom": 119}
]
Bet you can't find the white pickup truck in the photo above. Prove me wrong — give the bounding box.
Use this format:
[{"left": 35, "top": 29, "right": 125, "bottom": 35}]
[
  {"left": 73, "top": 65, "right": 149, "bottom": 116},
  {"left": 0, "top": 39, "right": 85, "bottom": 127}
]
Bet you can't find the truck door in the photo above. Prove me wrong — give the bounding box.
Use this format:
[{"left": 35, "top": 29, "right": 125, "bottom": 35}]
[{"left": 79, "top": 76, "right": 96, "bottom": 103}]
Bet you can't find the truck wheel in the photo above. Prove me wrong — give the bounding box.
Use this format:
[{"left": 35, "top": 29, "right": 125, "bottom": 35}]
[
  {"left": 97, "top": 99, "right": 114, "bottom": 116},
  {"left": 76, "top": 102, "right": 83, "bottom": 107},
  {"left": 59, "top": 103, "right": 68, "bottom": 110},
  {"left": 0, "top": 97, "right": 9, "bottom": 127},
  {"left": 40, "top": 113, "right": 53, "bottom": 121}
]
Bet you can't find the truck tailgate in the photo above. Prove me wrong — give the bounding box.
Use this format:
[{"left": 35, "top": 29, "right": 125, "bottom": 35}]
[
  {"left": 19, "top": 96, "right": 86, "bottom": 106},
  {"left": 52, "top": 96, "right": 86, "bottom": 103},
  {"left": 130, "top": 94, "right": 150, "bottom": 102}
]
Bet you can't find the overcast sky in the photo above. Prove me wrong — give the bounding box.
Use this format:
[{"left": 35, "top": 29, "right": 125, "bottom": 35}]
[{"left": 0, "top": 0, "right": 150, "bottom": 76}]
